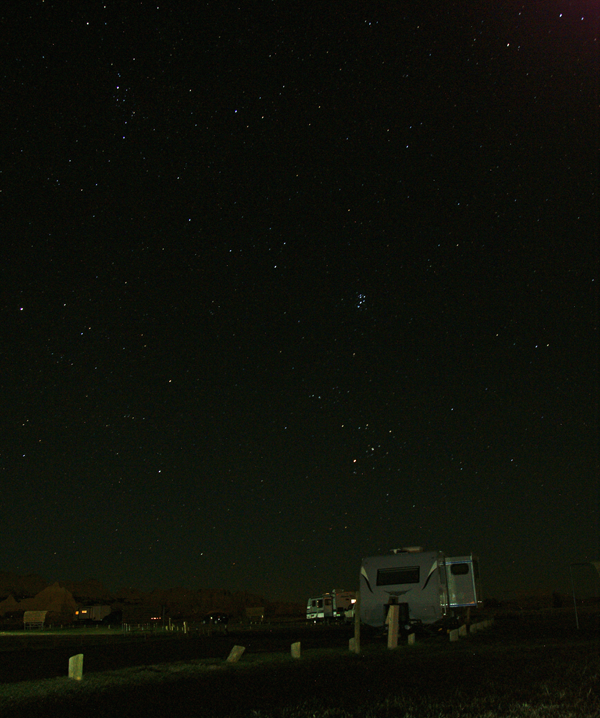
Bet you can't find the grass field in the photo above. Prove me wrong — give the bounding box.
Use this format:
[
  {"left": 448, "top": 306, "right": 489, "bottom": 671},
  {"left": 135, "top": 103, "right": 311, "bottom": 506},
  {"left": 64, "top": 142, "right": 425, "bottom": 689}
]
[{"left": 0, "top": 612, "right": 598, "bottom": 717}]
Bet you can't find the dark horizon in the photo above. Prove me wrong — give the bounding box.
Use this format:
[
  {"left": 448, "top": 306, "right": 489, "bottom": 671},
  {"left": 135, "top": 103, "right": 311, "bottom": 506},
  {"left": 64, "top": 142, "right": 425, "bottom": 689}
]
[{"left": 2, "top": 563, "right": 599, "bottom": 606}]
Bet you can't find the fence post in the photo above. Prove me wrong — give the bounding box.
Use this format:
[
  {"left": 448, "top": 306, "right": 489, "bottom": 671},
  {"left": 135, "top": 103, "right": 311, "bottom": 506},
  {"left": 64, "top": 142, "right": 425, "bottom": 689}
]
[
  {"left": 387, "top": 604, "right": 399, "bottom": 649},
  {"left": 352, "top": 590, "right": 361, "bottom": 653}
]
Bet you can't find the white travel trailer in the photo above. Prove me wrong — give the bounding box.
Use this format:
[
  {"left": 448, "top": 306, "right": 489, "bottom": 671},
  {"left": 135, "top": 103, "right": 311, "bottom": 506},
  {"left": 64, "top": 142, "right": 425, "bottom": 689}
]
[
  {"left": 360, "top": 547, "right": 481, "bottom": 629},
  {"left": 306, "top": 590, "right": 356, "bottom": 622}
]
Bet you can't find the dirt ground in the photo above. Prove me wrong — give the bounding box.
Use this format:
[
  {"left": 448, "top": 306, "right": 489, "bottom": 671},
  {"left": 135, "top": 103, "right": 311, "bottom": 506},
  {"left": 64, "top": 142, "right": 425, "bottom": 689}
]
[{"left": 0, "top": 624, "right": 356, "bottom": 684}]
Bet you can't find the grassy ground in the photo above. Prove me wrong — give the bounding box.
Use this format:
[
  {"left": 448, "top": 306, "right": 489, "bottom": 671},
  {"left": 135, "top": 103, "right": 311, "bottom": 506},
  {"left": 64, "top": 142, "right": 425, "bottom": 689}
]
[{"left": 0, "top": 614, "right": 597, "bottom": 717}]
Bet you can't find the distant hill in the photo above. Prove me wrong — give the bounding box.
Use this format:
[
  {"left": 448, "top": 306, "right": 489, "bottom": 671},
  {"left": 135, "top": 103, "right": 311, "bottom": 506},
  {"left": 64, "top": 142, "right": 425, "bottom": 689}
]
[{"left": 0, "top": 572, "right": 303, "bottom": 620}]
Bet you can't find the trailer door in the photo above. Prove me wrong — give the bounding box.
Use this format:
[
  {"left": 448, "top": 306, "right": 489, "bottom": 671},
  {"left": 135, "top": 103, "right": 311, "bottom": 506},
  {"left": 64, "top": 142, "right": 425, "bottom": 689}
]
[{"left": 446, "top": 556, "right": 480, "bottom": 607}]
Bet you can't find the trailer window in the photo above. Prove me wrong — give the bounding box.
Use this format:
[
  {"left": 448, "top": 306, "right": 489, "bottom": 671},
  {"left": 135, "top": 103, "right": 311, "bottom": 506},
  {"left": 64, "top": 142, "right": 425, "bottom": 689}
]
[
  {"left": 450, "top": 563, "right": 470, "bottom": 576},
  {"left": 377, "top": 566, "right": 420, "bottom": 585}
]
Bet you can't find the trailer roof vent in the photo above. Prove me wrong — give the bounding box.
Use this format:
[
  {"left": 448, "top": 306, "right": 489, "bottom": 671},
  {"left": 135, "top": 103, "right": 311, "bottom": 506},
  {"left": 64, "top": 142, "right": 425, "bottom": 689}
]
[{"left": 391, "top": 546, "right": 424, "bottom": 554}]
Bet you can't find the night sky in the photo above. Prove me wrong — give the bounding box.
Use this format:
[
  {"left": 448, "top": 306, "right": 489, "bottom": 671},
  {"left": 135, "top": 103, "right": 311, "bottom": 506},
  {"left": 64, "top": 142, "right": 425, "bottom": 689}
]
[{"left": 2, "top": 2, "right": 597, "bottom": 603}]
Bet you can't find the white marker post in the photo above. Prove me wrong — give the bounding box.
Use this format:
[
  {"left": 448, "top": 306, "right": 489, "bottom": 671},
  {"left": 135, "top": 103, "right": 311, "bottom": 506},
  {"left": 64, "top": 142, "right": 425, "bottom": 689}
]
[
  {"left": 68, "top": 654, "right": 84, "bottom": 680},
  {"left": 226, "top": 645, "right": 245, "bottom": 663}
]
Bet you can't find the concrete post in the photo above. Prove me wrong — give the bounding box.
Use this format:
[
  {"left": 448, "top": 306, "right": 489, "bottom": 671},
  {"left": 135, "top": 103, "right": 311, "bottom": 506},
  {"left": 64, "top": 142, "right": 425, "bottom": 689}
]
[
  {"left": 68, "top": 654, "right": 84, "bottom": 680},
  {"left": 226, "top": 645, "right": 246, "bottom": 663},
  {"left": 387, "top": 604, "right": 399, "bottom": 649}
]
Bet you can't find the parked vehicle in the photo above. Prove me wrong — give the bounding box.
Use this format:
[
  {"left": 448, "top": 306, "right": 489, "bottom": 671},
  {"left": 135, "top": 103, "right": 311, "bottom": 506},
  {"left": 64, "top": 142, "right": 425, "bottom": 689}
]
[
  {"left": 360, "top": 547, "right": 481, "bottom": 630},
  {"left": 75, "top": 605, "right": 112, "bottom": 622},
  {"left": 306, "top": 590, "right": 355, "bottom": 622}
]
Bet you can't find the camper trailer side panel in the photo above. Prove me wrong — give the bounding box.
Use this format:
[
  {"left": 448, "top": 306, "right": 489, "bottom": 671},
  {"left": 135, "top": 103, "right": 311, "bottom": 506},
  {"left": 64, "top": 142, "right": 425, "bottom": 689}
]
[{"left": 360, "top": 551, "right": 447, "bottom": 627}]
